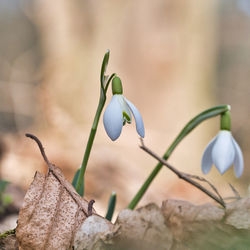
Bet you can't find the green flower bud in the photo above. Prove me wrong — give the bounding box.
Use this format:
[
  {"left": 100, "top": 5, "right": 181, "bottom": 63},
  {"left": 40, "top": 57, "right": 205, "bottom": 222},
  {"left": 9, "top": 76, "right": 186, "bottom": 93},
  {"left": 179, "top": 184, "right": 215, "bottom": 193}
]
[
  {"left": 112, "top": 76, "right": 123, "bottom": 95},
  {"left": 220, "top": 110, "right": 231, "bottom": 131}
]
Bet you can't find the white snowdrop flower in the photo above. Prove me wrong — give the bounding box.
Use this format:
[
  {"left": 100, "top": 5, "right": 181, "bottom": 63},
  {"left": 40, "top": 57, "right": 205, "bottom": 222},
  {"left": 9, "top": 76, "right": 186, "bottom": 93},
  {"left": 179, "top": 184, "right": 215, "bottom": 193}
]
[
  {"left": 103, "top": 77, "right": 145, "bottom": 141},
  {"left": 201, "top": 130, "right": 244, "bottom": 178}
]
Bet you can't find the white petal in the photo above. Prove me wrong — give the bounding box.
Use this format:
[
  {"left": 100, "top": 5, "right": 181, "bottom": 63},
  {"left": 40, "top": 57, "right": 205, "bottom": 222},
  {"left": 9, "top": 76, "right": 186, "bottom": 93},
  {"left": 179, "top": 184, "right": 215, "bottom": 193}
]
[
  {"left": 103, "top": 95, "right": 123, "bottom": 141},
  {"left": 211, "top": 131, "right": 235, "bottom": 175},
  {"left": 201, "top": 136, "right": 217, "bottom": 174},
  {"left": 232, "top": 137, "right": 244, "bottom": 178},
  {"left": 124, "top": 98, "right": 145, "bottom": 138}
]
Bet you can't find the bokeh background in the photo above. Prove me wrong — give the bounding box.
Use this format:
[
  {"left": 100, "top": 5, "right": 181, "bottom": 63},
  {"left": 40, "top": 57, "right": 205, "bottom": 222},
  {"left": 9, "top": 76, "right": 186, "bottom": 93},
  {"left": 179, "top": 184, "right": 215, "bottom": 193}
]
[{"left": 0, "top": 0, "right": 250, "bottom": 216}]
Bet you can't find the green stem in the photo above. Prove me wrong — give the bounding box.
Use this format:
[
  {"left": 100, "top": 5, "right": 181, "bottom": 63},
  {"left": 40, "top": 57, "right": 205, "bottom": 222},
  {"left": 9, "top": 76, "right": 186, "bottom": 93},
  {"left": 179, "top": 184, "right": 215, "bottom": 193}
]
[
  {"left": 75, "top": 97, "right": 105, "bottom": 194},
  {"left": 220, "top": 110, "right": 231, "bottom": 131},
  {"left": 73, "top": 50, "right": 115, "bottom": 195},
  {"left": 74, "top": 74, "right": 115, "bottom": 195},
  {"left": 128, "top": 105, "right": 230, "bottom": 209}
]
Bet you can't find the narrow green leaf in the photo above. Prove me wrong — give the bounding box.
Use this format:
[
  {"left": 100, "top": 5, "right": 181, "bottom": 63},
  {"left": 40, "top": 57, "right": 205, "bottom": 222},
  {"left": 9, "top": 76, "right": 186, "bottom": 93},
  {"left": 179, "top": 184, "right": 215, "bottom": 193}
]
[
  {"left": 105, "top": 191, "right": 116, "bottom": 221},
  {"left": 104, "top": 73, "right": 116, "bottom": 94},
  {"left": 72, "top": 169, "right": 84, "bottom": 197},
  {"left": 100, "top": 50, "right": 110, "bottom": 87}
]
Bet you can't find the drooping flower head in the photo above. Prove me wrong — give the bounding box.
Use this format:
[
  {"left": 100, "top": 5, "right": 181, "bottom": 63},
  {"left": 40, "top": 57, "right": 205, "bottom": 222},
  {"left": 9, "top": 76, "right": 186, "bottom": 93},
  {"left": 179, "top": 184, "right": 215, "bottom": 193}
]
[
  {"left": 201, "top": 110, "right": 244, "bottom": 178},
  {"left": 103, "top": 76, "right": 145, "bottom": 141}
]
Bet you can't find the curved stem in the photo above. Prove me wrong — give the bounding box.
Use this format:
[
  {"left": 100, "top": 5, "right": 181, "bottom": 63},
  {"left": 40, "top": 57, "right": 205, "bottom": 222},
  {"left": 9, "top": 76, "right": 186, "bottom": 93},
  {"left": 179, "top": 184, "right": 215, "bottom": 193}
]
[{"left": 128, "top": 105, "right": 230, "bottom": 209}]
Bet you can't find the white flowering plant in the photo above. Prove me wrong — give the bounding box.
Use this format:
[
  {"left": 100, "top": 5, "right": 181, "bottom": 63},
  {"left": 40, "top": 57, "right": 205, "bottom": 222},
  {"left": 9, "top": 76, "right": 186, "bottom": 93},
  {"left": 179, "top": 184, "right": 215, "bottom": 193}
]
[{"left": 72, "top": 51, "right": 244, "bottom": 220}]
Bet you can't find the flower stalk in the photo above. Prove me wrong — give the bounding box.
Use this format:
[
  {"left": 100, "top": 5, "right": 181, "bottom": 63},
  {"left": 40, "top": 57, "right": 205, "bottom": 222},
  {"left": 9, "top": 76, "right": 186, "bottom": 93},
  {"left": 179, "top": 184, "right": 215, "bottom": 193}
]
[
  {"left": 73, "top": 50, "right": 115, "bottom": 195},
  {"left": 220, "top": 110, "right": 231, "bottom": 131}
]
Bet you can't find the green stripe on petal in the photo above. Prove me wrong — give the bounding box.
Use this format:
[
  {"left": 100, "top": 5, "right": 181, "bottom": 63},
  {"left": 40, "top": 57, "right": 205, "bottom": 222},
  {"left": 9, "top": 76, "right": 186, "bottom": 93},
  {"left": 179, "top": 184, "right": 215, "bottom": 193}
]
[{"left": 123, "top": 111, "right": 131, "bottom": 124}]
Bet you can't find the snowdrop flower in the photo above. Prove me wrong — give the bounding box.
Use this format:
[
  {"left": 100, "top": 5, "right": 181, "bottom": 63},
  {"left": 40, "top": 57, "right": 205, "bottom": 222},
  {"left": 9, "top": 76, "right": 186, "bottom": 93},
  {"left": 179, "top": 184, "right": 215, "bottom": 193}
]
[
  {"left": 201, "top": 111, "right": 244, "bottom": 178},
  {"left": 103, "top": 76, "right": 145, "bottom": 141}
]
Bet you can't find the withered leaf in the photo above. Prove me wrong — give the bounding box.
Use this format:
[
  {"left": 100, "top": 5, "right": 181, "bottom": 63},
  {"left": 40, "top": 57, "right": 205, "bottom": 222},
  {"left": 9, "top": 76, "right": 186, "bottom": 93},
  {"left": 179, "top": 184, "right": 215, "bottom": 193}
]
[
  {"left": 161, "top": 199, "right": 225, "bottom": 222},
  {"left": 113, "top": 203, "right": 173, "bottom": 249},
  {"left": 74, "top": 200, "right": 250, "bottom": 250},
  {"left": 161, "top": 199, "right": 225, "bottom": 242},
  {"left": 16, "top": 134, "right": 94, "bottom": 250},
  {"left": 225, "top": 197, "right": 250, "bottom": 229},
  {"left": 74, "top": 214, "right": 114, "bottom": 250},
  {"left": 161, "top": 199, "right": 250, "bottom": 249},
  {"left": 0, "top": 234, "right": 18, "bottom": 250}
]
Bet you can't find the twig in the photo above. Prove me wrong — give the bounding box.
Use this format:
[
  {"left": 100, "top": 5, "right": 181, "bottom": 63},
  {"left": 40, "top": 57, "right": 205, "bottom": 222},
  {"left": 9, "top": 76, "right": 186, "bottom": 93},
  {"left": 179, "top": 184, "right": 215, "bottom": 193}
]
[
  {"left": 183, "top": 173, "right": 224, "bottom": 204},
  {"left": 139, "top": 138, "right": 226, "bottom": 208},
  {"left": 229, "top": 183, "right": 241, "bottom": 199},
  {"left": 223, "top": 183, "right": 241, "bottom": 201},
  {"left": 223, "top": 196, "right": 241, "bottom": 201},
  {"left": 25, "top": 134, "right": 51, "bottom": 167},
  {"left": 88, "top": 200, "right": 95, "bottom": 216},
  {"left": 25, "top": 133, "right": 89, "bottom": 216}
]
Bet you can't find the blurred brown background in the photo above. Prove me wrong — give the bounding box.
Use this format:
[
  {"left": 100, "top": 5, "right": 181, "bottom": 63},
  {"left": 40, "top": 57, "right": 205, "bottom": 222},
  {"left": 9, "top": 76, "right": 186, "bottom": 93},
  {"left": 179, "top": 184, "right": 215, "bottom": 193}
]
[{"left": 0, "top": 0, "right": 249, "bottom": 215}]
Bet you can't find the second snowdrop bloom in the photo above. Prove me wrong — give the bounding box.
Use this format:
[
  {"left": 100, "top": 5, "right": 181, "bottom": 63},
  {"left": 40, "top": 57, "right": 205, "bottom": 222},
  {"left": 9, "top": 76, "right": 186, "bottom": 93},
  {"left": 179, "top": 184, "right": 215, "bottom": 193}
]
[
  {"left": 201, "top": 110, "right": 244, "bottom": 178},
  {"left": 103, "top": 77, "right": 145, "bottom": 141}
]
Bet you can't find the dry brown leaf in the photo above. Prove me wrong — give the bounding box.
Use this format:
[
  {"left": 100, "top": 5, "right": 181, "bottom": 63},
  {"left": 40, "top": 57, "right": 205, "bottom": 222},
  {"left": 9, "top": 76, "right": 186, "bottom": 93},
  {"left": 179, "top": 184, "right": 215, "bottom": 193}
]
[
  {"left": 74, "top": 214, "right": 114, "bottom": 250},
  {"left": 73, "top": 199, "right": 250, "bottom": 249},
  {"left": 113, "top": 203, "right": 173, "bottom": 249},
  {"left": 161, "top": 199, "right": 250, "bottom": 250},
  {"left": 161, "top": 199, "right": 225, "bottom": 245},
  {"left": 0, "top": 234, "right": 18, "bottom": 250},
  {"left": 73, "top": 203, "right": 174, "bottom": 249},
  {"left": 16, "top": 134, "right": 94, "bottom": 250},
  {"left": 161, "top": 199, "right": 225, "bottom": 222},
  {"left": 225, "top": 197, "right": 250, "bottom": 229}
]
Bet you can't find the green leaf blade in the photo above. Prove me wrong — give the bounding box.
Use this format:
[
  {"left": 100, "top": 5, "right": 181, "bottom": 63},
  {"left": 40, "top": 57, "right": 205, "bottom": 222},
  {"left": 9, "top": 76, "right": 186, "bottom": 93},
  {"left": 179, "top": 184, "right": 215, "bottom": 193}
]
[
  {"left": 72, "top": 169, "right": 84, "bottom": 197},
  {"left": 105, "top": 191, "right": 116, "bottom": 221}
]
